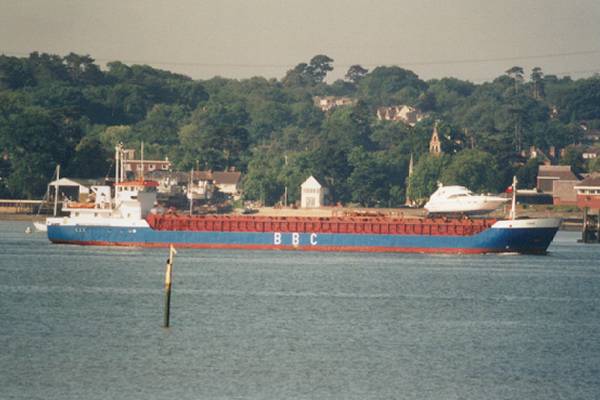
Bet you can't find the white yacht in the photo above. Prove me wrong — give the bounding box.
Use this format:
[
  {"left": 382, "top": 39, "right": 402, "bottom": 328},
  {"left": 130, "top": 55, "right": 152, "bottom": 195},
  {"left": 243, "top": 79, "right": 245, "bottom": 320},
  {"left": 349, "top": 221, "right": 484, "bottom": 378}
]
[{"left": 424, "top": 184, "right": 509, "bottom": 215}]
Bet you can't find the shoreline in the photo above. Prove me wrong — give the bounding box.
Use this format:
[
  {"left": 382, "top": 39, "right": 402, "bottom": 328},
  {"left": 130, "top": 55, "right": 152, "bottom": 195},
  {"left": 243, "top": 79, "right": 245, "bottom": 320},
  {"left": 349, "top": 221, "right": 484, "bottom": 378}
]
[
  {"left": 0, "top": 214, "right": 46, "bottom": 222},
  {"left": 1, "top": 206, "right": 584, "bottom": 230}
]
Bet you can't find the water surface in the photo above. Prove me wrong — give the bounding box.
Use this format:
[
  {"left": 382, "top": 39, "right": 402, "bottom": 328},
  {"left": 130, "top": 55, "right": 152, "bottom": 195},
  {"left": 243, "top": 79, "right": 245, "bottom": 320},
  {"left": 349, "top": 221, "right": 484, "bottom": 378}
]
[{"left": 1, "top": 221, "right": 599, "bottom": 399}]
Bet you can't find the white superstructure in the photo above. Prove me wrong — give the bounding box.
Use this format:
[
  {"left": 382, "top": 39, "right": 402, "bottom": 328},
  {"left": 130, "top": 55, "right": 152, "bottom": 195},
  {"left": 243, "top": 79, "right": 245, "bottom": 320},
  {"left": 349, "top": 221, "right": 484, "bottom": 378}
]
[
  {"left": 45, "top": 145, "right": 159, "bottom": 228},
  {"left": 46, "top": 180, "right": 158, "bottom": 227},
  {"left": 425, "top": 184, "right": 508, "bottom": 215}
]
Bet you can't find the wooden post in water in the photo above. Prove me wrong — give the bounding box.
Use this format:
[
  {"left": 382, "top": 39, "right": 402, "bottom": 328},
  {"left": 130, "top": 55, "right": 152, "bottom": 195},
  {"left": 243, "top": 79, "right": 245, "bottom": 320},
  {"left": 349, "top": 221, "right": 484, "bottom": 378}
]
[
  {"left": 163, "top": 245, "right": 177, "bottom": 328},
  {"left": 582, "top": 207, "right": 588, "bottom": 243},
  {"left": 597, "top": 210, "right": 600, "bottom": 244}
]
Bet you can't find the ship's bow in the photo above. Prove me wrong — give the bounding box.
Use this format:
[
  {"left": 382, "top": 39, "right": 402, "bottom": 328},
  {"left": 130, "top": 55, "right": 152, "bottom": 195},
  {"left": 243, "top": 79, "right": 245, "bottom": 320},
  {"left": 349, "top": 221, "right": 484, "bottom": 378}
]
[{"left": 489, "top": 218, "right": 562, "bottom": 254}]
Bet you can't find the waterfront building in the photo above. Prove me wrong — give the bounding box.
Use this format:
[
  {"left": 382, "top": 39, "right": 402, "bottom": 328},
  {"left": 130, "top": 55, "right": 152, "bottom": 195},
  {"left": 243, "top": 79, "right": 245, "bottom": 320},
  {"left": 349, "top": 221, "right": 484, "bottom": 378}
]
[{"left": 301, "top": 176, "right": 326, "bottom": 208}]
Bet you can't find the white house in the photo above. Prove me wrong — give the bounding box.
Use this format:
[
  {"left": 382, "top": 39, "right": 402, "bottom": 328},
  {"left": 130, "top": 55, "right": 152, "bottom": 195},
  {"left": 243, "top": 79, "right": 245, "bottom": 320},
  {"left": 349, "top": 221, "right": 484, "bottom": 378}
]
[
  {"left": 313, "top": 96, "right": 356, "bottom": 112},
  {"left": 188, "top": 171, "right": 215, "bottom": 200},
  {"left": 376, "top": 105, "right": 425, "bottom": 126},
  {"left": 212, "top": 171, "right": 242, "bottom": 198},
  {"left": 301, "top": 176, "right": 326, "bottom": 208}
]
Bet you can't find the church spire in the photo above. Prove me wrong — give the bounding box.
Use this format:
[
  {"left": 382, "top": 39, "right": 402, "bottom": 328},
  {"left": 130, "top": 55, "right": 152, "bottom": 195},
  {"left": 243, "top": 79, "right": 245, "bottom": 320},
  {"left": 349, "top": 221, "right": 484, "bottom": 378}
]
[{"left": 429, "top": 122, "right": 442, "bottom": 155}]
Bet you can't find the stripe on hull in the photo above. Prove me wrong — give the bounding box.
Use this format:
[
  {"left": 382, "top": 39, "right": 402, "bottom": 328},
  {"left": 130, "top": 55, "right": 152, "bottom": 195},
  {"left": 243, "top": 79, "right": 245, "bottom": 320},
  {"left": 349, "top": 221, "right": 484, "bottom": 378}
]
[{"left": 49, "top": 239, "right": 505, "bottom": 254}]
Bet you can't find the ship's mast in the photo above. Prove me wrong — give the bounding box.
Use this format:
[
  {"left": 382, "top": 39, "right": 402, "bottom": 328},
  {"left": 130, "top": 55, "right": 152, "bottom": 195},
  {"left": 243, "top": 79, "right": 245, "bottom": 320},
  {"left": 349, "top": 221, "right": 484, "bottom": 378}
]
[
  {"left": 189, "top": 168, "right": 193, "bottom": 216},
  {"left": 405, "top": 153, "right": 414, "bottom": 207},
  {"left": 53, "top": 164, "right": 60, "bottom": 217},
  {"left": 115, "top": 144, "right": 120, "bottom": 185},
  {"left": 120, "top": 145, "right": 125, "bottom": 182},
  {"left": 284, "top": 154, "right": 288, "bottom": 207},
  {"left": 510, "top": 176, "right": 518, "bottom": 220},
  {"left": 140, "top": 141, "right": 144, "bottom": 181}
]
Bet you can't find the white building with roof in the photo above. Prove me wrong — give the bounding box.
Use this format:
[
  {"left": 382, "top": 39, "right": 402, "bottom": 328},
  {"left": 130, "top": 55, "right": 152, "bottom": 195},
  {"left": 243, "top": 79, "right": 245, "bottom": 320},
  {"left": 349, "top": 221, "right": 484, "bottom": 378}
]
[{"left": 300, "top": 176, "right": 326, "bottom": 208}]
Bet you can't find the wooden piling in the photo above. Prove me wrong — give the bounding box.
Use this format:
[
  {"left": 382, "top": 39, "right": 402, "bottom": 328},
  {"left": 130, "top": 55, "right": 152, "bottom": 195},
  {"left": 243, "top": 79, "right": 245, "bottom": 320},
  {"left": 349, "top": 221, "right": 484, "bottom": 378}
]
[
  {"left": 163, "top": 245, "right": 177, "bottom": 327},
  {"left": 597, "top": 210, "right": 600, "bottom": 244},
  {"left": 582, "top": 207, "right": 588, "bottom": 243},
  {"left": 581, "top": 207, "right": 600, "bottom": 243}
]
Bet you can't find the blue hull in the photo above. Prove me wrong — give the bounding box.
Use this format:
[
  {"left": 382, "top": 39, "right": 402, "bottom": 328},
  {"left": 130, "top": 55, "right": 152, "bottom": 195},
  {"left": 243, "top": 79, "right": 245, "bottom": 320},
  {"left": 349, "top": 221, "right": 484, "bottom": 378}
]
[{"left": 47, "top": 224, "right": 559, "bottom": 254}]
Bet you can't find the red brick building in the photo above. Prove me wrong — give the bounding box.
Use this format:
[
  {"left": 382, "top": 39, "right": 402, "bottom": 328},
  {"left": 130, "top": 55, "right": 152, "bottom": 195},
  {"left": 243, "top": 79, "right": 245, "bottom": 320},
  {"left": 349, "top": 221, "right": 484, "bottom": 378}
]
[
  {"left": 552, "top": 180, "right": 580, "bottom": 206},
  {"left": 121, "top": 149, "right": 171, "bottom": 178},
  {"left": 575, "top": 174, "right": 600, "bottom": 210}
]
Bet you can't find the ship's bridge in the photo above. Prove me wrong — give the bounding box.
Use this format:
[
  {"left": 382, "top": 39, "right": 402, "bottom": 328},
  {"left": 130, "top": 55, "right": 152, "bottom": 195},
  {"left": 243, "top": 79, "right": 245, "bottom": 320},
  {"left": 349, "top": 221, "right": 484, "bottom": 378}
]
[{"left": 115, "top": 180, "right": 159, "bottom": 218}]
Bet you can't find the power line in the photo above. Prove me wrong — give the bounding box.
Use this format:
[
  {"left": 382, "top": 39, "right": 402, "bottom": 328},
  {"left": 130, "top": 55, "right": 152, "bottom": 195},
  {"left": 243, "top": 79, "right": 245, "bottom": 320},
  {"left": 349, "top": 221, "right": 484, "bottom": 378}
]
[
  {"left": 554, "top": 68, "right": 600, "bottom": 76},
  {"left": 2, "top": 49, "right": 600, "bottom": 69},
  {"left": 373, "top": 49, "right": 600, "bottom": 67}
]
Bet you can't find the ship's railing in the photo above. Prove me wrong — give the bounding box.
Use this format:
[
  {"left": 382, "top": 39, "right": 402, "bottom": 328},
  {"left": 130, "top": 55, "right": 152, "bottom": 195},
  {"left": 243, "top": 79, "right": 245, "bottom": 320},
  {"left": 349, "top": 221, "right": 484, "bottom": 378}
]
[
  {"left": 63, "top": 200, "right": 112, "bottom": 210},
  {"left": 64, "top": 202, "right": 95, "bottom": 209},
  {"left": 145, "top": 213, "right": 496, "bottom": 236}
]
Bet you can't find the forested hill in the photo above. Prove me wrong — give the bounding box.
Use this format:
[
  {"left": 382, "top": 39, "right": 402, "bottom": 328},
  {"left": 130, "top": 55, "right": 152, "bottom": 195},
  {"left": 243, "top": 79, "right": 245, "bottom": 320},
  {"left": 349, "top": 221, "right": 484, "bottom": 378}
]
[{"left": 1, "top": 52, "right": 599, "bottom": 205}]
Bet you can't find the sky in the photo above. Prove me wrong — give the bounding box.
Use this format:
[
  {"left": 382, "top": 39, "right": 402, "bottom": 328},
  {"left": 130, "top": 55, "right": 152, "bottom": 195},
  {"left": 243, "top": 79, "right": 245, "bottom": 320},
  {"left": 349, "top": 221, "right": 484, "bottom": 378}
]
[{"left": 2, "top": 0, "right": 600, "bottom": 83}]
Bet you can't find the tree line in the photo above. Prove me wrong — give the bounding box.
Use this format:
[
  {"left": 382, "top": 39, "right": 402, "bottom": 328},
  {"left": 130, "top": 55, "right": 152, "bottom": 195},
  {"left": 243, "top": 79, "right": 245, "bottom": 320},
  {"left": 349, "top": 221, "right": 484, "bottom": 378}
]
[{"left": 1, "top": 52, "right": 599, "bottom": 204}]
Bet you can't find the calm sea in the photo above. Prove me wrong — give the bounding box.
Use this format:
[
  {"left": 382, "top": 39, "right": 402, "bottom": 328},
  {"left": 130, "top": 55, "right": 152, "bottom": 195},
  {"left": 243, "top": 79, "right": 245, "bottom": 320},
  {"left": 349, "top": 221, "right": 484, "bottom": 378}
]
[{"left": 1, "top": 221, "right": 599, "bottom": 400}]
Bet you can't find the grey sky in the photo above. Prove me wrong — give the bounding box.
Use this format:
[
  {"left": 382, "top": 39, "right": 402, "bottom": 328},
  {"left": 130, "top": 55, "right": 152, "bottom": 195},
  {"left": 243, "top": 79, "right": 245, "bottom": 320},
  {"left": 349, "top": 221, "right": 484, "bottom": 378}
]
[{"left": 2, "top": 0, "right": 600, "bottom": 82}]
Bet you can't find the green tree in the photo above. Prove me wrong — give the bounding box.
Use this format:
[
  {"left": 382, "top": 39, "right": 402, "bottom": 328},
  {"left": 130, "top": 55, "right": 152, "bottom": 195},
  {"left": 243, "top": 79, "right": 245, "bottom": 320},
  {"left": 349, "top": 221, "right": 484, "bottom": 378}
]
[
  {"left": 505, "top": 66, "right": 524, "bottom": 94},
  {"left": 560, "top": 146, "right": 584, "bottom": 174},
  {"left": 530, "top": 67, "right": 544, "bottom": 99},
  {"left": 358, "top": 66, "right": 426, "bottom": 105},
  {"left": 0, "top": 106, "right": 79, "bottom": 197},
  {"left": 64, "top": 136, "right": 111, "bottom": 178},
  {"left": 277, "top": 152, "right": 313, "bottom": 204},
  {"left": 345, "top": 65, "right": 368, "bottom": 83},
  {"left": 282, "top": 54, "right": 334, "bottom": 87},
  {"left": 242, "top": 146, "right": 284, "bottom": 205},
  {"left": 132, "top": 104, "right": 188, "bottom": 148},
  {"left": 516, "top": 157, "right": 542, "bottom": 189},
  {"left": 179, "top": 101, "right": 250, "bottom": 170},
  {"left": 63, "top": 53, "right": 103, "bottom": 85},
  {"left": 440, "top": 149, "right": 501, "bottom": 193},
  {"left": 587, "top": 157, "right": 600, "bottom": 173},
  {"left": 306, "top": 54, "right": 334, "bottom": 84},
  {"left": 408, "top": 154, "right": 450, "bottom": 204},
  {"left": 28, "top": 52, "right": 69, "bottom": 83},
  {"left": 323, "top": 102, "right": 373, "bottom": 151},
  {"left": 0, "top": 55, "right": 34, "bottom": 89},
  {"left": 347, "top": 148, "right": 388, "bottom": 206}
]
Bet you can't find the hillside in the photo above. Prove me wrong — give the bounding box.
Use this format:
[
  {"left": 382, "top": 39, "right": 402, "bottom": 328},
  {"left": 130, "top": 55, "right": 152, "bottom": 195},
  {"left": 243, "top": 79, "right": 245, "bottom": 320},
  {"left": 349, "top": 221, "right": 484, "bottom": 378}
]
[{"left": 1, "top": 52, "right": 599, "bottom": 205}]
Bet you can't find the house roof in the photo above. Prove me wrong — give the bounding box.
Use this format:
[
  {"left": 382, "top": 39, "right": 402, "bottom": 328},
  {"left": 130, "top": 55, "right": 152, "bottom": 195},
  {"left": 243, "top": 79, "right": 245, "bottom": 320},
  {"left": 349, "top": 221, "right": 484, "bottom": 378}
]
[
  {"left": 48, "top": 177, "right": 97, "bottom": 187},
  {"left": 145, "top": 170, "right": 172, "bottom": 179},
  {"left": 145, "top": 170, "right": 218, "bottom": 184},
  {"left": 552, "top": 180, "right": 579, "bottom": 199},
  {"left": 194, "top": 171, "right": 213, "bottom": 181},
  {"left": 212, "top": 171, "right": 241, "bottom": 185},
  {"left": 123, "top": 159, "right": 170, "bottom": 164},
  {"left": 582, "top": 147, "right": 600, "bottom": 155},
  {"left": 537, "top": 165, "right": 578, "bottom": 180},
  {"left": 301, "top": 175, "right": 322, "bottom": 188},
  {"left": 575, "top": 174, "right": 600, "bottom": 188}
]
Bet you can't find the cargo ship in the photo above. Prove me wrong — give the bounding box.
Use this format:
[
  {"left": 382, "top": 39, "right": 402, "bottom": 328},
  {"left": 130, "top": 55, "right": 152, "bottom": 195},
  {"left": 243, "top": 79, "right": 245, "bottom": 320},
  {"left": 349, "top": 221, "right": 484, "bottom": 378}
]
[{"left": 45, "top": 177, "right": 561, "bottom": 255}]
